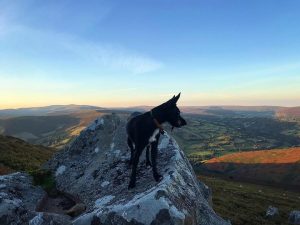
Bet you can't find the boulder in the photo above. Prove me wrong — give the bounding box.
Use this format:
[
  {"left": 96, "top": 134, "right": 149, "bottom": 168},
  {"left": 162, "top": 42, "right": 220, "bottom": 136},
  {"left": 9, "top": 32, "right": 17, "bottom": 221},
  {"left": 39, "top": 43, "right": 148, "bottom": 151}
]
[
  {"left": 265, "top": 206, "right": 279, "bottom": 218},
  {"left": 0, "top": 172, "right": 71, "bottom": 225},
  {"left": 45, "top": 114, "right": 230, "bottom": 225},
  {"left": 29, "top": 212, "right": 71, "bottom": 225},
  {"left": 289, "top": 210, "right": 300, "bottom": 225},
  {"left": 0, "top": 172, "right": 42, "bottom": 225}
]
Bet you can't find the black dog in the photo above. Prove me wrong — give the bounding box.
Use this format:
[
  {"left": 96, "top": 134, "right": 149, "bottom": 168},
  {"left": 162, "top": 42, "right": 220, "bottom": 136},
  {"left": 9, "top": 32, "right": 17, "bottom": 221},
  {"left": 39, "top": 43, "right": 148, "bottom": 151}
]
[{"left": 126, "top": 93, "right": 187, "bottom": 189}]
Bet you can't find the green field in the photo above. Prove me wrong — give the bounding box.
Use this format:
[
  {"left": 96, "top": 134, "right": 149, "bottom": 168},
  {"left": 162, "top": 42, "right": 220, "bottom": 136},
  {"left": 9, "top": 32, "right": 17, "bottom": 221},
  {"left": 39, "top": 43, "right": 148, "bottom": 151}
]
[{"left": 170, "top": 114, "right": 300, "bottom": 161}]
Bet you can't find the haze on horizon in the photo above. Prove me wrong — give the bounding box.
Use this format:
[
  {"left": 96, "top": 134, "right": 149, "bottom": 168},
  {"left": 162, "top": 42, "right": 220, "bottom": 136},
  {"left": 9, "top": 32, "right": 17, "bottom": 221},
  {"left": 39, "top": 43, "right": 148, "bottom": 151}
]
[{"left": 0, "top": 0, "right": 299, "bottom": 109}]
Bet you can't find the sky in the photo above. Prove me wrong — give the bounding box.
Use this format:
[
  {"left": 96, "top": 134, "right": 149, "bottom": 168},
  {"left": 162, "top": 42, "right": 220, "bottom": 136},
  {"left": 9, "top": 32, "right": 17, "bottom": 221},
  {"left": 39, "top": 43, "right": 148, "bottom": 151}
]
[{"left": 0, "top": 0, "right": 300, "bottom": 109}]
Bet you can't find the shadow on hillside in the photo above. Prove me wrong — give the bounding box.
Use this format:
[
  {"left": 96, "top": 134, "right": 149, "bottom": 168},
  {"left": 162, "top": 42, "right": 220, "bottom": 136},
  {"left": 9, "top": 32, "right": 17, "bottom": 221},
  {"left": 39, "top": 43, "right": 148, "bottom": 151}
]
[{"left": 196, "top": 162, "right": 300, "bottom": 191}]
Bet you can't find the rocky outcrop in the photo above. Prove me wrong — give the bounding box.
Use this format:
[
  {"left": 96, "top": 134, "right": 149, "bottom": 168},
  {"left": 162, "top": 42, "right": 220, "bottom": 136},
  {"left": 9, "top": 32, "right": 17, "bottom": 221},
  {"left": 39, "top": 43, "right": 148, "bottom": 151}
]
[
  {"left": 0, "top": 113, "right": 229, "bottom": 225},
  {"left": 0, "top": 172, "right": 71, "bottom": 225},
  {"left": 0, "top": 172, "right": 43, "bottom": 224},
  {"left": 45, "top": 114, "right": 230, "bottom": 225}
]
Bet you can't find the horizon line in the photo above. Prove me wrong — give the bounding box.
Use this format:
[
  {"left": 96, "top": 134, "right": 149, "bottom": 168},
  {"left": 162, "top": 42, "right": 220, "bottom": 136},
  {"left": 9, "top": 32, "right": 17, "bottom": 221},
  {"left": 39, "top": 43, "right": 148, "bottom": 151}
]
[{"left": 0, "top": 103, "right": 299, "bottom": 111}]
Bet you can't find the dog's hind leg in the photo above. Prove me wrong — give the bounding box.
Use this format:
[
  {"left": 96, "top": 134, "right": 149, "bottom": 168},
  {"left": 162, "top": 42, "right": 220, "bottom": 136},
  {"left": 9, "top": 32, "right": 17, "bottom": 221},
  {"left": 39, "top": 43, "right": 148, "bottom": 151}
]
[
  {"left": 128, "top": 146, "right": 142, "bottom": 189},
  {"left": 127, "top": 137, "right": 134, "bottom": 165},
  {"left": 150, "top": 141, "right": 163, "bottom": 182},
  {"left": 146, "top": 145, "right": 152, "bottom": 167}
]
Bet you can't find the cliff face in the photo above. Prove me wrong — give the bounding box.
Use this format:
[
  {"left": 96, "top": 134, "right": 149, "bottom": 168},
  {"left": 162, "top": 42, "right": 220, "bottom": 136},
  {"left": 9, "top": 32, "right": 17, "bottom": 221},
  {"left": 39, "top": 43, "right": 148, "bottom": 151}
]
[
  {"left": 0, "top": 113, "right": 230, "bottom": 225},
  {"left": 45, "top": 114, "right": 229, "bottom": 225}
]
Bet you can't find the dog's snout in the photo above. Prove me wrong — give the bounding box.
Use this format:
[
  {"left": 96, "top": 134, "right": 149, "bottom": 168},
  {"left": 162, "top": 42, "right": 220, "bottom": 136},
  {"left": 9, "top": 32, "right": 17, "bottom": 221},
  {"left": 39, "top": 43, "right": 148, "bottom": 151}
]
[
  {"left": 179, "top": 117, "right": 187, "bottom": 126},
  {"left": 178, "top": 120, "right": 181, "bottom": 126}
]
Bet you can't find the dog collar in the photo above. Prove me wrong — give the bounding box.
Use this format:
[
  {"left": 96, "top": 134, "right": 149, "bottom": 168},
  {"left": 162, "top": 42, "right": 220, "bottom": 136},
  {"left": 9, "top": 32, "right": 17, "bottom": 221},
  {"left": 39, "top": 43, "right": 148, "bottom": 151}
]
[{"left": 150, "top": 110, "right": 164, "bottom": 134}]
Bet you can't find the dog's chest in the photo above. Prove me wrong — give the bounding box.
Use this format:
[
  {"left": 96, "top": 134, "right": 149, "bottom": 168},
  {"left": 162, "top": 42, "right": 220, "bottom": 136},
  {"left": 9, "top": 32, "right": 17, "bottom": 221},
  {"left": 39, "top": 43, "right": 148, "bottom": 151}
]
[{"left": 149, "top": 129, "right": 159, "bottom": 143}]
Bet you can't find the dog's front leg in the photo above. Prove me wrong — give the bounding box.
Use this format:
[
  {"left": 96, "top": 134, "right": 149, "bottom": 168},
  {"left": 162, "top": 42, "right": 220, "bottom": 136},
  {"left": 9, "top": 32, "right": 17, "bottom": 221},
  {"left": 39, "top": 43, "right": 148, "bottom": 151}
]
[
  {"left": 146, "top": 145, "right": 152, "bottom": 167},
  {"left": 151, "top": 141, "right": 162, "bottom": 182},
  {"left": 128, "top": 147, "right": 142, "bottom": 189},
  {"left": 127, "top": 137, "right": 134, "bottom": 166}
]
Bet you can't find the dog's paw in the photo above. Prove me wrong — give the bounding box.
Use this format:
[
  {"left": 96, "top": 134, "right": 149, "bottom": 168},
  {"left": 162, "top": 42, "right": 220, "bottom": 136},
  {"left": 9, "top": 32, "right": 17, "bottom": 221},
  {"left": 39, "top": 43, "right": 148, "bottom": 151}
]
[{"left": 154, "top": 174, "right": 163, "bottom": 182}]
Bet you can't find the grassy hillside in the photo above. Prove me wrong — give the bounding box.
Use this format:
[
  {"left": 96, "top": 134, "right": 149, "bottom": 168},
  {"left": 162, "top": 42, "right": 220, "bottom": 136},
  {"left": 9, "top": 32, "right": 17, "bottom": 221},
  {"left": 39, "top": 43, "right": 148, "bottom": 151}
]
[
  {"left": 0, "top": 115, "right": 79, "bottom": 136},
  {"left": 0, "top": 135, "right": 56, "bottom": 174},
  {"left": 198, "top": 174, "right": 300, "bottom": 225},
  {"left": 198, "top": 148, "right": 300, "bottom": 188}
]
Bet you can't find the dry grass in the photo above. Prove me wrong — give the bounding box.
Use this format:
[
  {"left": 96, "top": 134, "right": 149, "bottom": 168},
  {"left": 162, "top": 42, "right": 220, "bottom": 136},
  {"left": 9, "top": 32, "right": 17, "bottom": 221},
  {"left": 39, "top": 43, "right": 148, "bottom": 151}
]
[
  {"left": 0, "top": 135, "right": 56, "bottom": 172},
  {"left": 206, "top": 147, "right": 300, "bottom": 164},
  {"left": 198, "top": 174, "right": 300, "bottom": 225},
  {"left": 200, "top": 148, "right": 300, "bottom": 187}
]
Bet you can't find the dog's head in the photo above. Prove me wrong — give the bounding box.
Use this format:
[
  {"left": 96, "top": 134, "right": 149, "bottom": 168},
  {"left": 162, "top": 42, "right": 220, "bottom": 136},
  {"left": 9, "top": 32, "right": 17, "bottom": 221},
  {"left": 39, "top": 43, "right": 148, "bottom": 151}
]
[{"left": 160, "top": 93, "right": 187, "bottom": 128}]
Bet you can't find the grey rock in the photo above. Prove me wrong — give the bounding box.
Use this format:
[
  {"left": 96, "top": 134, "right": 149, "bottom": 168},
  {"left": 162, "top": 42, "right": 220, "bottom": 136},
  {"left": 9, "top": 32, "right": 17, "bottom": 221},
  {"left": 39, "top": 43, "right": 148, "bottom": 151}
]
[
  {"left": 45, "top": 114, "right": 230, "bottom": 225},
  {"left": 29, "top": 212, "right": 72, "bottom": 225},
  {"left": 289, "top": 210, "right": 300, "bottom": 224},
  {"left": 0, "top": 172, "right": 72, "bottom": 225},
  {"left": 0, "top": 172, "right": 44, "bottom": 225},
  {"left": 265, "top": 206, "right": 279, "bottom": 218}
]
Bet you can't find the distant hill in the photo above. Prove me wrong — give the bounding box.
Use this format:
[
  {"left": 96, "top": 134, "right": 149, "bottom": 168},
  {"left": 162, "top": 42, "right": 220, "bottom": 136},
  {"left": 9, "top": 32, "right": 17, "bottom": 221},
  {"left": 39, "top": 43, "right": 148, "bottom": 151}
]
[
  {"left": 0, "top": 104, "right": 299, "bottom": 151},
  {"left": 0, "top": 104, "right": 104, "bottom": 118},
  {"left": 0, "top": 135, "right": 56, "bottom": 174},
  {"left": 180, "top": 106, "right": 280, "bottom": 116},
  {"left": 113, "top": 105, "right": 280, "bottom": 117},
  {"left": 123, "top": 105, "right": 300, "bottom": 119},
  {"left": 1, "top": 104, "right": 300, "bottom": 119},
  {"left": 199, "top": 147, "right": 300, "bottom": 188}
]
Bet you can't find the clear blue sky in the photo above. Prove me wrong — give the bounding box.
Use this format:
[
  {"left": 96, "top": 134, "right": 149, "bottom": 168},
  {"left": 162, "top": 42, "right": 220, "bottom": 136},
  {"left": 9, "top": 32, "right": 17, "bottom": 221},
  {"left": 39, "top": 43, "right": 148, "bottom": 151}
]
[{"left": 0, "top": 0, "right": 299, "bottom": 108}]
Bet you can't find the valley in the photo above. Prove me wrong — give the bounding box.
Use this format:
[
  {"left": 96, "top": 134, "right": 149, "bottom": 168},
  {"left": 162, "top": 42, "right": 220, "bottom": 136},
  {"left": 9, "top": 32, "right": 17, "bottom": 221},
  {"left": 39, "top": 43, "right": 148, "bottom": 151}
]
[
  {"left": 1, "top": 105, "right": 299, "bottom": 154},
  {"left": 0, "top": 109, "right": 106, "bottom": 149},
  {"left": 171, "top": 113, "right": 300, "bottom": 161}
]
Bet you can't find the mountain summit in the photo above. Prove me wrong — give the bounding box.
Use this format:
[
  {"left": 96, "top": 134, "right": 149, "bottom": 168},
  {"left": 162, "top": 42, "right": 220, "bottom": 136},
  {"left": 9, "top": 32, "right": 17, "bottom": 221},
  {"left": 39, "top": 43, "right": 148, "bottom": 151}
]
[
  {"left": 0, "top": 113, "right": 229, "bottom": 225},
  {"left": 45, "top": 113, "right": 229, "bottom": 225}
]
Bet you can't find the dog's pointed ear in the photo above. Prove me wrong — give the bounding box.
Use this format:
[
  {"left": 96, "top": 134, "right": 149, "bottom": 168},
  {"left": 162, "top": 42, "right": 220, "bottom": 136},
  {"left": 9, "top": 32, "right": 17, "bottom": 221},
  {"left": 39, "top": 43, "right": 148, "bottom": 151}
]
[
  {"left": 166, "top": 93, "right": 181, "bottom": 106},
  {"left": 174, "top": 92, "right": 181, "bottom": 103}
]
